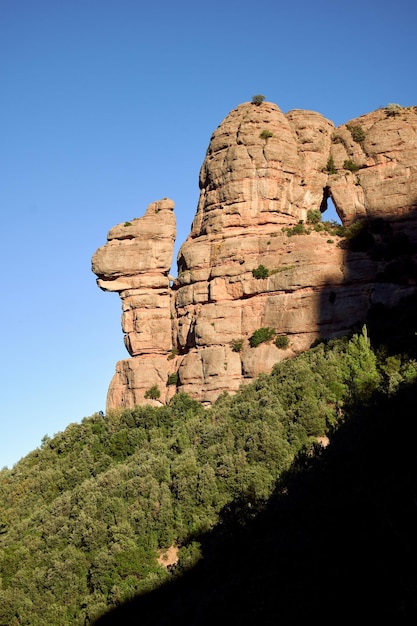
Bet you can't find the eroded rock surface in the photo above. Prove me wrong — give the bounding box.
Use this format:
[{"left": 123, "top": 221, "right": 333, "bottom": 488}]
[
  {"left": 92, "top": 101, "right": 417, "bottom": 410},
  {"left": 327, "top": 106, "right": 417, "bottom": 224},
  {"left": 92, "top": 198, "right": 176, "bottom": 407}
]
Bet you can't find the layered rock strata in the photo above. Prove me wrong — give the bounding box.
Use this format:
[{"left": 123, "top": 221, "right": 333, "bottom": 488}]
[
  {"left": 93, "top": 101, "right": 417, "bottom": 410},
  {"left": 92, "top": 198, "right": 176, "bottom": 407}
]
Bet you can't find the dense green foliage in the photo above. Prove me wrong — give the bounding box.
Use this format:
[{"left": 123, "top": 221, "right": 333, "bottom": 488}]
[
  {"left": 249, "top": 326, "right": 276, "bottom": 347},
  {"left": 275, "top": 335, "right": 289, "bottom": 349},
  {"left": 252, "top": 264, "right": 269, "bottom": 279},
  {"left": 95, "top": 361, "right": 417, "bottom": 625},
  {"left": 343, "top": 158, "right": 361, "bottom": 172},
  {"left": 1, "top": 329, "right": 417, "bottom": 624},
  {"left": 346, "top": 123, "right": 365, "bottom": 144},
  {"left": 167, "top": 372, "right": 178, "bottom": 386},
  {"left": 306, "top": 209, "right": 322, "bottom": 224},
  {"left": 144, "top": 385, "right": 161, "bottom": 400}
]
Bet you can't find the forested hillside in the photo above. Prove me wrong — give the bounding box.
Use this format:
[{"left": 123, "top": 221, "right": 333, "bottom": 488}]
[{"left": 1, "top": 327, "right": 417, "bottom": 625}]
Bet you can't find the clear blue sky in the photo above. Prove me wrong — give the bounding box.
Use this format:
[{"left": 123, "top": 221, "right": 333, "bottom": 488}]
[{"left": 1, "top": 0, "right": 416, "bottom": 468}]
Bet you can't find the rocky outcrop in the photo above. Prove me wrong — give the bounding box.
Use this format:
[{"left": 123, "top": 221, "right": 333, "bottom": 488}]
[
  {"left": 93, "top": 101, "right": 417, "bottom": 411},
  {"left": 327, "top": 105, "right": 417, "bottom": 224},
  {"left": 92, "top": 198, "right": 177, "bottom": 407}
]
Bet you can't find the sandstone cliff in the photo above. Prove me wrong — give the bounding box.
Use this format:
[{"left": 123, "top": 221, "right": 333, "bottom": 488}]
[
  {"left": 92, "top": 198, "right": 177, "bottom": 407},
  {"left": 92, "top": 100, "right": 417, "bottom": 410}
]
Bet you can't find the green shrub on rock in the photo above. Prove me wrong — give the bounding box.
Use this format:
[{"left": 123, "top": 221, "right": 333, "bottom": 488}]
[
  {"left": 307, "top": 209, "right": 322, "bottom": 225},
  {"left": 275, "top": 335, "right": 290, "bottom": 349},
  {"left": 347, "top": 124, "right": 365, "bottom": 144},
  {"left": 249, "top": 327, "right": 276, "bottom": 347},
  {"left": 252, "top": 264, "right": 269, "bottom": 279},
  {"left": 144, "top": 385, "right": 161, "bottom": 400},
  {"left": 252, "top": 94, "right": 265, "bottom": 105},
  {"left": 325, "top": 156, "right": 337, "bottom": 174},
  {"left": 168, "top": 373, "right": 178, "bottom": 386},
  {"left": 231, "top": 339, "right": 244, "bottom": 352},
  {"left": 343, "top": 159, "right": 360, "bottom": 172},
  {"left": 259, "top": 129, "right": 273, "bottom": 139}
]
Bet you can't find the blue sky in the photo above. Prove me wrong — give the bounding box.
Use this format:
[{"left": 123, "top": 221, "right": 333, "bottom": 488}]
[{"left": 1, "top": 0, "right": 416, "bottom": 468}]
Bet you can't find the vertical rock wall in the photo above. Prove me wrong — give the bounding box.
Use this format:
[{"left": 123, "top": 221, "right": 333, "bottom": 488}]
[{"left": 91, "top": 198, "right": 176, "bottom": 409}]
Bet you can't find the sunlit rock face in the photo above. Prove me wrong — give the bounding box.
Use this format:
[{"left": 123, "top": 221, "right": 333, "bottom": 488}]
[
  {"left": 92, "top": 198, "right": 177, "bottom": 408},
  {"left": 326, "top": 106, "right": 417, "bottom": 224},
  {"left": 191, "top": 102, "right": 333, "bottom": 235},
  {"left": 93, "top": 102, "right": 417, "bottom": 410}
]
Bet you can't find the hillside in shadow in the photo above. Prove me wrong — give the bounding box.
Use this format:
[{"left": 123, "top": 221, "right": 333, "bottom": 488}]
[{"left": 93, "top": 376, "right": 417, "bottom": 625}]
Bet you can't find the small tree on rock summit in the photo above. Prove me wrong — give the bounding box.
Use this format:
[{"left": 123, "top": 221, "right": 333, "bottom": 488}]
[{"left": 252, "top": 94, "right": 265, "bottom": 105}]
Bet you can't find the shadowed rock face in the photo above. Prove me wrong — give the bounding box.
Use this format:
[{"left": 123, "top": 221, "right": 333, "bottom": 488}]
[{"left": 92, "top": 101, "right": 417, "bottom": 410}]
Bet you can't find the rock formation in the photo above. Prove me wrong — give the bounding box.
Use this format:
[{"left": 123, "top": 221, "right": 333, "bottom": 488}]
[
  {"left": 92, "top": 100, "right": 417, "bottom": 411},
  {"left": 92, "top": 198, "right": 177, "bottom": 407}
]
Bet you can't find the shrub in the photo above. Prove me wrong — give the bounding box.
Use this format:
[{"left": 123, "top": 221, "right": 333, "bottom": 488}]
[
  {"left": 231, "top": 338, "right": 244, "bottom": 352},
  {"left": 284, "top": 218, "right": 343, "bottom": 239},
  {"left": 275, "top": 335, "right": 289, "bottom": 349},
  {"left": 286, "top": 222, "right": 308, "bottom": 237},
  {"left": 385, "top": 103, "right": 403, "bottom": 117},
  {"left": 325, "top": 156, "right": 337, "bottom": 174},
  {"left": 343, "top": 159, "right": 360, "bottom": 172},
  {"left": 259, "top": 129, "right": 273, "bottom": 139},
  {"left": 144, "top": 385, "right": 161, "bottom": 400},
  {"left": 252, "top": 264, "right": 269, "bottom": 279},
  {"left": 167, "top": 348, "right": 178, "bottom": 361},
  {"left": 343, "top": 219, "right": 366, "bottom": 240},
  {"left": 124, "top": 221, "right": 132, "bottom": 227},
  {"left": 307, "top": 209, "right": 322, "bottom": 225},
  {"left": 252, "top": 94, "right": 265, "bottom": 105},
  {"left": 167, "top": 373, "right": 178, "bottom": 386},
  {"left": 249, "top": 327, "right": 276, "bottom": 347},
  {"left": 342, "top": 219, "right": 374, "bottom": 251},
  {"left": 347, "top": 124, "right": 365, "bottom": 144}
]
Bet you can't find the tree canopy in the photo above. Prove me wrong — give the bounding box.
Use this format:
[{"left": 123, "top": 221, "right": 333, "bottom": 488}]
[{"left": 1, "top": 328, "right": 416, "bottom": 624}]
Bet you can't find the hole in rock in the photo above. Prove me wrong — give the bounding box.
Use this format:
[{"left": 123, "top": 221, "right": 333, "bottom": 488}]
[{"left": 321, "top": 188, "right": 342, "bottom": 224}]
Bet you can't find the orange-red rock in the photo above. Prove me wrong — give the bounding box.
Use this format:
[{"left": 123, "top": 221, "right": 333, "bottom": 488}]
[{"left": 92, "top": 102, "right": 417, "bottom": 410}]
